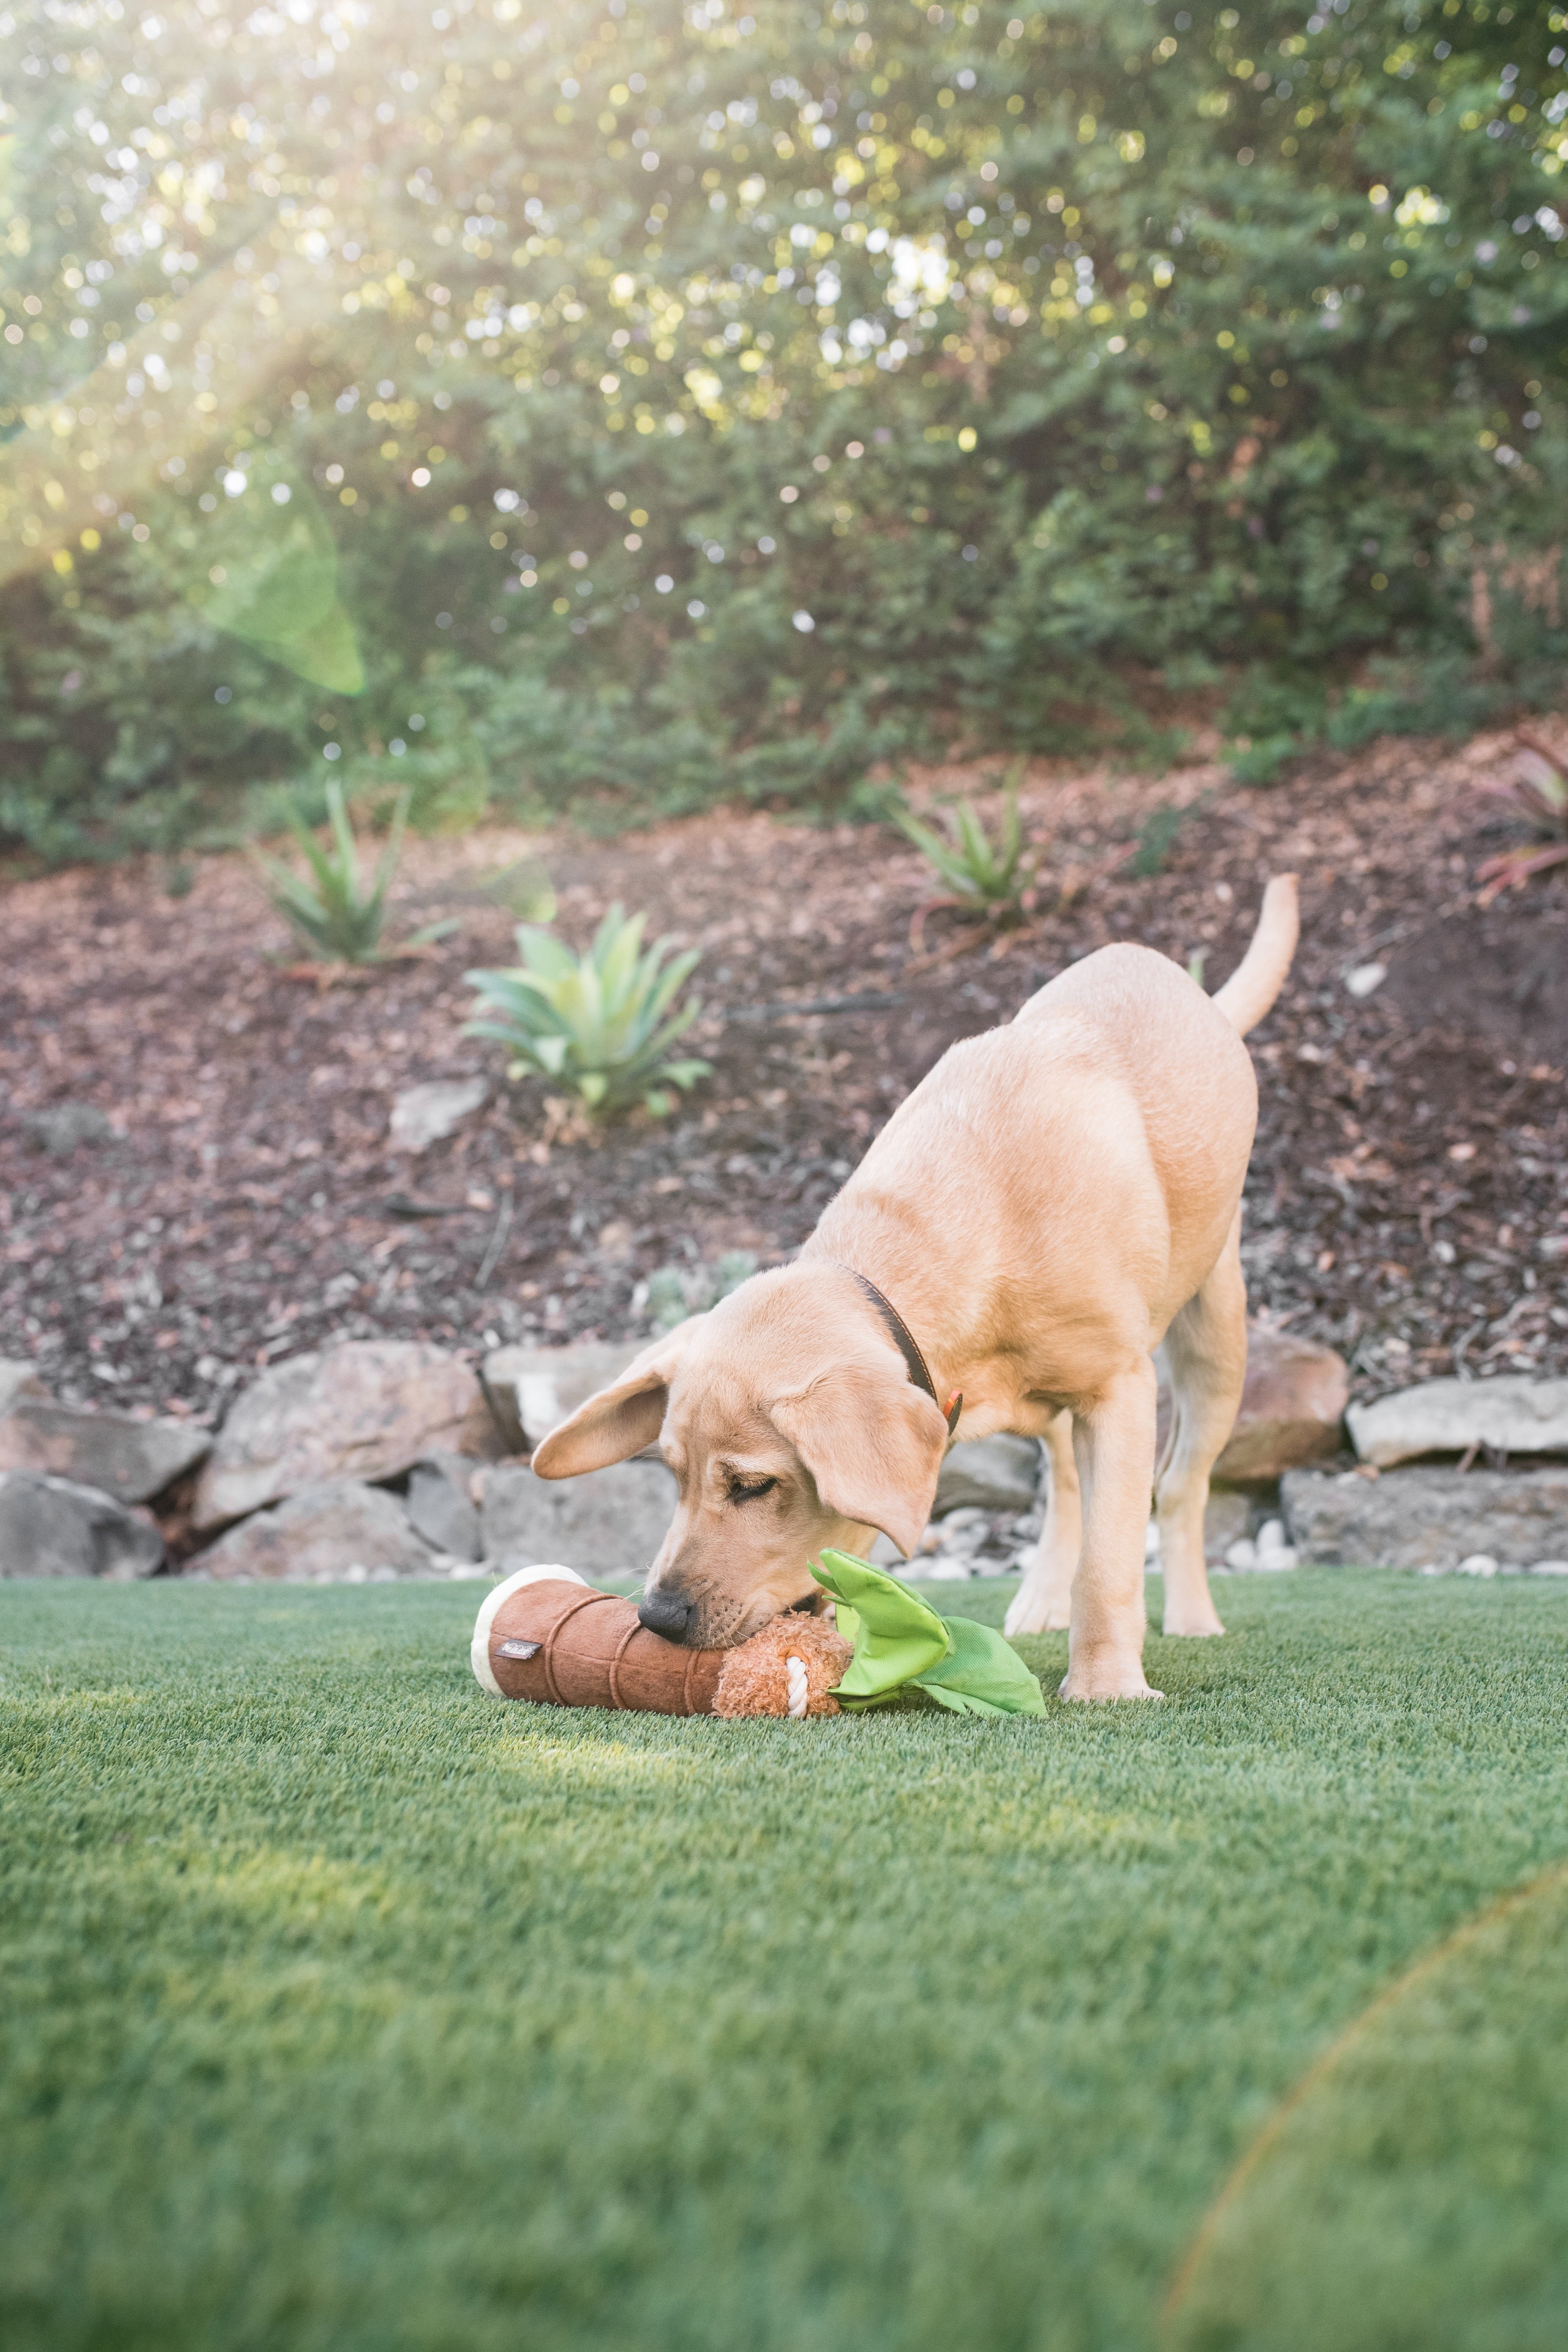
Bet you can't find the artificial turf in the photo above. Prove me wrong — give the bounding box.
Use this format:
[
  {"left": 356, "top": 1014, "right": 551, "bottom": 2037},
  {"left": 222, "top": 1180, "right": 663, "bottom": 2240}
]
[
  {"left": 2, "top": 1570, "right": 1567, "bottom": 2352},
  {"left": 1168, "top": 1857, "right": 1568, "bottom": 2352}
]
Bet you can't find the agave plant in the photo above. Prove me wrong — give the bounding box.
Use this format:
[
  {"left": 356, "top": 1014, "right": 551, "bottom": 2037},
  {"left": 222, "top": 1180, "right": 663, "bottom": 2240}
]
[
  {"left": 252, "top": 779, "right": 439, "bottom": 963},
  {"left": 1476, "top": 728, "right": 1568, "bottom": 903},
  {"left": 464, "top": 903, "right": 710, "bottom": 1118},
  {"left": 894, "top": 767, "right": 1032, "bottom": 916}
]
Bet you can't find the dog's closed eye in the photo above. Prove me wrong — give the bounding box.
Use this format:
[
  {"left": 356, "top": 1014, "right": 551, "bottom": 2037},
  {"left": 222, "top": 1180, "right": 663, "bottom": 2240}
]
[{"left": 727, "top": 1475, "right": 778, "bottom": 1505}]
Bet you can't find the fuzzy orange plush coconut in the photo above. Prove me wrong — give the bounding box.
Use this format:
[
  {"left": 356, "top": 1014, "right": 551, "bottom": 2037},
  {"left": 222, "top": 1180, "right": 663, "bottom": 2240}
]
[{"left": 711, "top": 1608, "right": 851, "bottom": 1719}]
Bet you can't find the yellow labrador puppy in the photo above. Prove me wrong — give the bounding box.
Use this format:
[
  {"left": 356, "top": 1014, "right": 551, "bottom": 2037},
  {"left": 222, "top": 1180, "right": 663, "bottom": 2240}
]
[{"left": 532, "top": 877, "right": 1297, "bottom": 1700}]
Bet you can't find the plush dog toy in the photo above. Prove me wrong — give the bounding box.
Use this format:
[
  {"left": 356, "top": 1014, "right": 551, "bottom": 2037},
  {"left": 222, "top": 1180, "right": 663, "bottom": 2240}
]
[
  {"left": 471, "top": 1555, "right": 1045, "bottom": 1720},
  {"left": 471, "top": 1564, "right": 851, "bottom": 1717}
]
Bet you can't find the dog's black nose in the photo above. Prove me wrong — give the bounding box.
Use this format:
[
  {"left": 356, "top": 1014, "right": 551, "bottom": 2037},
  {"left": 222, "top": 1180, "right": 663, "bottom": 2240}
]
[{"left": 638, "top": 1589, "right": 694, "bottom": 1643}]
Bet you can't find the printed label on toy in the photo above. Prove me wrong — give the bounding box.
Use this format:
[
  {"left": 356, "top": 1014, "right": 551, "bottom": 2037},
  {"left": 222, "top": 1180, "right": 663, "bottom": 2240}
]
[{"left": 497, "top": 1638, "right": 541, "bottom": 1660}]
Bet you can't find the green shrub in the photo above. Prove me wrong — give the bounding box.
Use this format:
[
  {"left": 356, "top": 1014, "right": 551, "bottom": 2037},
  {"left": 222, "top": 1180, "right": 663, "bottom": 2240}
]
[
  {"left": 249, "top": 780, "right": 433, "bottom": 964},
  {"left": 1476, "top": 728, "right": 1568, "bottom": 899},
  {"left": 1130, "top": 805, "right": 1188, "bottom": 880},
  {"left": 1, "top": 0, "right": 1565, "bottom": 860},
  {"left": 464, "top": 905, "right": 710, "bottom": 1119},
  {"left": 896, "top": 770, "right": 1030, "bottom": 915},
  {"left": 644, "top": 1249, "right": 759, "bottom": 1334}
]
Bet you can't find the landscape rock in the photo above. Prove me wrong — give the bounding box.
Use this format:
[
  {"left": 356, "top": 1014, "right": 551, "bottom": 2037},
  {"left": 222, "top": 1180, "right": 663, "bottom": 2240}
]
[
  {"left": 197, "top": 1479, "right": 437, "bottom": 1581},
  {"left": 0, "top": 1470, "right": 164, "bottom": 1578},
  {"left": 480, "top": 1339, "right": 645, "bottom": 1456},
  {"left": 192, "top": 1341, "right": 500, "bottom": 1531},
  {"left": 1347, "top": 1376, "right": 1568, "bottom": 1469},
  {"left": 1143, "top": 1491, "right": 1254, "bottom": 1569},
  {"left": 0, "top": 1360, "right": 49, "bottom": 1414},
  {"left": 479, "top": 1459, "right": 677, "bottom": 1576},
  {"left": 934, "top": 1435, "right": 1042, "bottom": 1516},
  {"left": 1223, "top": 1517, "right": 1297, "bottom": 1573},
  {"left": 23, "top": 1104, "right": 113, "bottom": 1155},
  {"left": 405, "top": 1453, "right": 483, "bottom": 1563},
  {"left": 1282, "top": 1465, "right": 1568, "bottom": 1573},
  {"left": 0, "top": 1400, "right": 209, "bottom": 1504},
  {"left": 1190, "top": 1323, "right": 1349, "bottom": 1482},
  {"left": 1156, "top": 1322, "right": 1348, "bottom": 1483},
  {"left": 389, "top": 1076, "right": 488, "bottom": 1154},
  {"left": 1203, "top": 1489, "right": 1252, "bottom": 1563}
]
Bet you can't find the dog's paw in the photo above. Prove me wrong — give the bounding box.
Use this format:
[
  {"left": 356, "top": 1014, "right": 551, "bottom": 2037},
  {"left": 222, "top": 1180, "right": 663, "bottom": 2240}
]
[
  {"left": 1004, "top": 1585, "right": 1074, "bottom": 1637},
  {"left": 1057, "top": 1669, "right": 1164, "bottom": 1702},
  {"left": 1161, "top": 1613, "right": 1226, "bottom": 1639}
]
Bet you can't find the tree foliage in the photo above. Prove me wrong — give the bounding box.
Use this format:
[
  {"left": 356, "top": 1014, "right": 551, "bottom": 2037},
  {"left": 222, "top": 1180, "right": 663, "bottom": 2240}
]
[{"left": 2, "top": 0, "right": 1566, "bottom": 858}]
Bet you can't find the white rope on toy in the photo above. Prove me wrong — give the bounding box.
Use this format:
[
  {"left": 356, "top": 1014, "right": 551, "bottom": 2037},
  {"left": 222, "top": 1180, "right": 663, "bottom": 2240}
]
[{"left": 786, "top": 1655, "right": 809, "bottom": 1719}]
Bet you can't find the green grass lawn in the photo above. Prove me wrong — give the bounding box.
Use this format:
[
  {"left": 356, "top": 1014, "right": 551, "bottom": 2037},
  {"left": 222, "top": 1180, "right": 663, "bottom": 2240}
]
[{"left": 3, "top": 1571, "right": 1568, "bottom": 2352}]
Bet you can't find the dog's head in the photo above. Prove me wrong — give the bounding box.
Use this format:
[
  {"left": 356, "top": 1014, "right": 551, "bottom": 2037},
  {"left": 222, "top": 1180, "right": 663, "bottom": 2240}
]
[{"left": 528, "top": 1264, "right": 950, "bottom": 1646}]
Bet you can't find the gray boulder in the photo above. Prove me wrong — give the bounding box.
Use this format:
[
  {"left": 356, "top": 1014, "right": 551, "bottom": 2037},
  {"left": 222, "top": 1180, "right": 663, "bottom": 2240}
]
[
  {"left": 23, "top": 1104, "right": 113, "bottom": 1155},
  {"left": 197, "top": 1479, "right": 437, "bottom": 1582},
  {"left": 0, "top": 1401, "right": 209, "bottom": 1504},
  {"left": 479, "top": 1459, "right": 677, "bottom": 1576},
  {"left": 1282, "top": 1465, "right": 1568, "bottom": 1572},
  {"left": 934, "top": 1435, "right": 1042, "bottom": 1517},
  {"left": 0, "top": 1470, "right": 164, "bottom": 1579},
  {"left": 193, "top": 1341, "right": 500, "bottom": 1530},
  {"left": 1203, "top": 1489, "right": 1253, "bottom": 1563},
  {"left": 0, "top": 1360, "right": 48, "bottom": 1415},
  {"left": 1347, "top": 1376, "right": 1568, "bottom": 1469},
  {"left": 389, "top": 1077, "right": 487, "bottom": 1154},
  {"left": 479, "top": 1339, "right": 645, "bottom": 1456},
  {"left": 405, "top": 1454, "right": 483, "bottom": 1563}
]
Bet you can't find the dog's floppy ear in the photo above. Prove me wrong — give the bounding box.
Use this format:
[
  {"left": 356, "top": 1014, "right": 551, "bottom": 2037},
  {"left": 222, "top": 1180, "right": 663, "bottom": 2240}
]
[
  {"left": 771, "top": 1360, "right": 949, "bottom": 1559},
  {"left": 530, "top": 1321, "right": 702, "bottom": 1478}
]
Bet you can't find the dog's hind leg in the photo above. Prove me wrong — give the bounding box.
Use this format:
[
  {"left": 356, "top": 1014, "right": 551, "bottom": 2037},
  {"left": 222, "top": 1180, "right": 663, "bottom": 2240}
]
[
  {"left": 1004, "top": 1412, "right": 1080, "bottom": 1636},
  {"left": 1154, "top": 1214, "right": 1248, "bottom": 1637}
]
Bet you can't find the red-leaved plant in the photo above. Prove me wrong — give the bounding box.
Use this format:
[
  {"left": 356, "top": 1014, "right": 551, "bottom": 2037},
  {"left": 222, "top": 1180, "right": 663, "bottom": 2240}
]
[{"left": 1476, "top": 728, "right": 1568, "bottom": 905}]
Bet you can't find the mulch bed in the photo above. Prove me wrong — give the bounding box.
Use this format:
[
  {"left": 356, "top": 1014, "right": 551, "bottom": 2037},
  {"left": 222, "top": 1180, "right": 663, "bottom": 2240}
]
[{"left": 2, "top": 723, "right": 1565, "bottom": 1426}]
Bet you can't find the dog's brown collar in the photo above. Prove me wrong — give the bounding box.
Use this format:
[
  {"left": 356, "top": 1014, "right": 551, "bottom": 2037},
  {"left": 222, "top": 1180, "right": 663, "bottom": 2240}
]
[{"left": 842, "top": 1269, "right": 963, "bottom": 1435}]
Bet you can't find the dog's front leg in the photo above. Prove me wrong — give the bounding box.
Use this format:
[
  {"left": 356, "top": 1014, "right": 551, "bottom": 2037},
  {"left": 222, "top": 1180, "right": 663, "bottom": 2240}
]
[
  {"left": 1060, "top": 1361, "right": 1162, "bottom": 1700},
  {"left": 1004, "top": 1412, "right": 1079, "bottom": 1636}
]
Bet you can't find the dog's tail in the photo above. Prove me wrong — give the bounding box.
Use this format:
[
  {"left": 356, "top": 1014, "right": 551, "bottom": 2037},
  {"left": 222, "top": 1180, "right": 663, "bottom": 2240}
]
[{"left": 1211, "top": 874, "right": 1299, "bottom": 1036}]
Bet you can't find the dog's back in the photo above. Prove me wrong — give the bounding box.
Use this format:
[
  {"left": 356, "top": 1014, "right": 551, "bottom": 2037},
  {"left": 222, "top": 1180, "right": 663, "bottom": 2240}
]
[{"left": 823, "top": 885, "right": 1297, "bottom": 1349}]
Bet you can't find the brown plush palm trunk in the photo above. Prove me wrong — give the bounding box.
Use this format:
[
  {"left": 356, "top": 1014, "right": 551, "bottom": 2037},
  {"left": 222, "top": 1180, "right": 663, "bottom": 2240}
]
[{"left": 483, "top": 1576, "right": 727, "bottom": 1714}]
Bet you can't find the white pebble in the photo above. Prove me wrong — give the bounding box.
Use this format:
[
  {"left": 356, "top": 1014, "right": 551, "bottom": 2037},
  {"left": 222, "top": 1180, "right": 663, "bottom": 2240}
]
[
  {"left": 1345, "top": 961, "right": 1387, "bottom": 999},
  {"left": 1530, "top": 1560, "right": 1568, "bottom": 1577},
  {"left": 1457, "top": 1554, "right": 1499, "bottom": 1579},
  {"left": 1225, "top": 1537, "right": 1258, "bottom": 1570}
]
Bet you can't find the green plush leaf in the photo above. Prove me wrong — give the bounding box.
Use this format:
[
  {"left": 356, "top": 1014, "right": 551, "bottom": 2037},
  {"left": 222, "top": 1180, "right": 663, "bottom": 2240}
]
[
  {"left": 811, "top": 1552, "right": 950, "bottom": 1703},
  {"left": 812, "top": 1552, "right": 1046, "bottom": 1719}
]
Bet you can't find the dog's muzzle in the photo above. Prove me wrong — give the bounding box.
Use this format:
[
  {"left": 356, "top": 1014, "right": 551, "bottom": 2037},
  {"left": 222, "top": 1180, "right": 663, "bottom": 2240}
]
[{"left": 637, "top": 1588, "right": 695, "bottom": 1644}]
